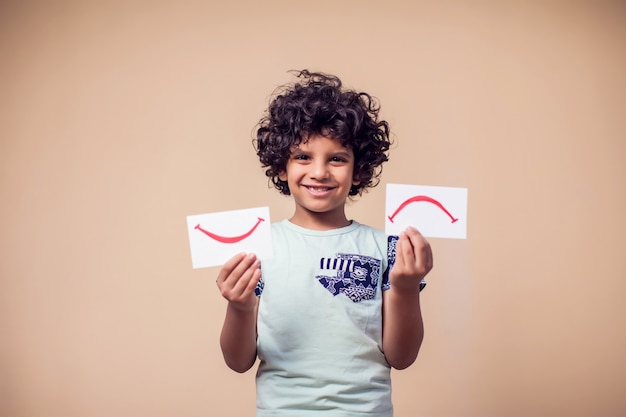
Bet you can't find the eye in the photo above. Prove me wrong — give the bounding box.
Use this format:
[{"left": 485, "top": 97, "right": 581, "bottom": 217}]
[
  {"left": 292, "top": 154, "right": 310, "bottom": 161},
  {"left": 330, "top": 156, "right": 348, "bottom": 163}
]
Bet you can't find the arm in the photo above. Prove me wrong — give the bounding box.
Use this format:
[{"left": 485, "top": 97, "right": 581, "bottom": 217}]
[
  {"left": 382, "top": 227, "right": 433, "bottom": 370},
  {"left": 216, "top": 252, "right": 262, "bottom": 373}
]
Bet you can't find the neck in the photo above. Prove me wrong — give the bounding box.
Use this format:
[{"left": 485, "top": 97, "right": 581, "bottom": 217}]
[{"left": 288, "top": 209, "right": 351, "bottom": 231}]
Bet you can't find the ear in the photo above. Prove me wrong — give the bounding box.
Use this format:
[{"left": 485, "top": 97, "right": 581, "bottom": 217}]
[
  {"left": 352, "top": 174, "right": 361, "bottom": 186},
  {"left": 278, "top": 171, "right": 288, "bottom": 181}
]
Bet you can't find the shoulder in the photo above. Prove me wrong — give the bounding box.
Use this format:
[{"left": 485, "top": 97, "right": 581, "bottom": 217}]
[
  {"left": 352, "top": 221, "right": 383, "bottom": 234},
  {"left": 351, "top": 221, "right": 387, "bottom": 242},
  {"left": 270, "top": 219, "right": 292, "bottom": 236}
]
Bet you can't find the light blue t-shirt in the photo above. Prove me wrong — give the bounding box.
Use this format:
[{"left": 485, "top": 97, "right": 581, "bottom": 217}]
[{"left": 255, "top": 220, "right": 393, "bottom": 417}]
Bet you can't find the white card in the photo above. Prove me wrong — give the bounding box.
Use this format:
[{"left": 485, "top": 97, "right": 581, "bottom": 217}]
[
  {"left": 385, "top": 184, "right": 468, "bottom": 239},
  {"left": 186, "top": 206, "right": 273, "bottom": 268}
]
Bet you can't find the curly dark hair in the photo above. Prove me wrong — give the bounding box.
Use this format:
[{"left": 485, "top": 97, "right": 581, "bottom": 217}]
[{"left": 254, "top": 69, "right": 391, "bottom": 196}]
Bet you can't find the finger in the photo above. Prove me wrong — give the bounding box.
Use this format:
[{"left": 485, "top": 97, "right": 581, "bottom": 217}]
[
  {"left": 228, "top": 253, "right": 258, "bottom": 281},
  {"left": 216, "top": 252, "right": 247, "bottom": 284},
  {"left": 244, "top": 265, "right": 262, "bottom": 294},
  {"left": 399, "top": 230, "right": 416, "bottom": 265},
  {"left": 404, "top": 226, "right": 424, "bottom": 246},
  {"left": 231, "top": 258, "right": 261, "bottom": 295},
  {"left": 405, "top": 227, "right": 430, "bottom": 254},
  {"left": 405, "top": 227, "right": 433, "bottom": 272}
]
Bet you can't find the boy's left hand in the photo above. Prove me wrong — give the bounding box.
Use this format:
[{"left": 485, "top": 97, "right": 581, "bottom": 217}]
[{"left": 389, "top": 227, "right": 433, "bottom": 291}]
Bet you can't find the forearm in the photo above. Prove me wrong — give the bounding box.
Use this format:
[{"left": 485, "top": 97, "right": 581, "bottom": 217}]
[
  {"left": 220, "top": 302, "right": 258, "bottom": 373},
  {"left": 382, "top": 288, "right": 424, "bottom": 370}
]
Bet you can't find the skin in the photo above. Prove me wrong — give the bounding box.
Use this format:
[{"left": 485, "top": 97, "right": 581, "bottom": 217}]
[
  {"left": 216, "top": 135, "right": 432, "bottom": 373},
  {"left": 278, "top": 134, "right": 360, "bottom": 230}
]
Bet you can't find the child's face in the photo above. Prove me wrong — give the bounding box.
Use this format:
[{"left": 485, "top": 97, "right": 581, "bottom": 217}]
[{"left": 279, "top": 135, "right": 359, "bottom": 227}]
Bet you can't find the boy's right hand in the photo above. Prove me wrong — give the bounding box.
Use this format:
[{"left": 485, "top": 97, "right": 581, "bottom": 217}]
[{"left": 216, "top": 252, "right": 261, "bottom": 313}]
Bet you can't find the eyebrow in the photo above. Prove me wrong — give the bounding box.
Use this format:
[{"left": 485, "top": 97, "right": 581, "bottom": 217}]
[
  {"left": 332, "top": 151, "right": 353, "bottom": 159},
  {"left": 290, "top": 148, "right": 353, "bottom": 158}
]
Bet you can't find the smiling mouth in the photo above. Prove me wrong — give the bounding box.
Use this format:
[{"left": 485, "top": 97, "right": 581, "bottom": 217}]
[{"left": 304, "top": 185, "right": 335, "bottom": 193}]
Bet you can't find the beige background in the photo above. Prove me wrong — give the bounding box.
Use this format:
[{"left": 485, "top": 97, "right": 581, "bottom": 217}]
[{"left": 1, "top": 1, "right": 625, "bottom": 416}]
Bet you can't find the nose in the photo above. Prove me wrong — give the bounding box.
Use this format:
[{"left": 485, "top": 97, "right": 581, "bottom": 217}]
[{"left": 310, "top": 160, "right": 329, "bottom": 180}]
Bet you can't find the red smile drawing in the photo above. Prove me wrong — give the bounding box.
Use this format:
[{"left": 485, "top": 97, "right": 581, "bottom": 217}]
[
  {"left": 388, "top": 195, "right": 458, "bottom": 224},
  {"left": 195, "top": 217, "right": 266, "bottom": 244}
]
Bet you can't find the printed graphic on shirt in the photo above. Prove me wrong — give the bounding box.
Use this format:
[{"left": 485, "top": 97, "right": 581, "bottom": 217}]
[
  {"left": 254, "top": 278, "right": 264, "bottom": 297},
  {"left": 316, "top": 253, "right": 382, "bottom": 302},
  {"left": 382, "top": 236, "right": 398, "bottom": 292}
]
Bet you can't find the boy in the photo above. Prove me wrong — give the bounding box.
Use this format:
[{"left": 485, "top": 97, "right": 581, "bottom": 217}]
[{"left": 216, "top": 70, "right": 432, "bottom": 416}]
